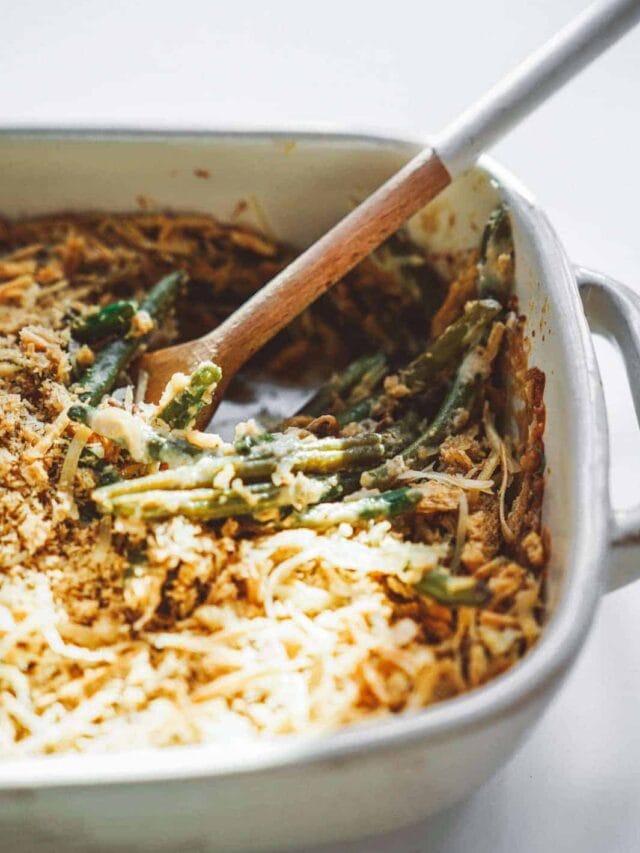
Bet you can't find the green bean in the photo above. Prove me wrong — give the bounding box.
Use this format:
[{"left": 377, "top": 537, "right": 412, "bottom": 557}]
[
  {"left": 110, "top": 483, "right": 286, "bottom": 521},
  {"left": 234, "top": 432, "right": 276, "bottom": 454},
  {"left": 156, "top": 362, "right": 222, "bottom": 430},
  {"left": 71, "top": 300, "right": 138, "bottom": 343},
  {"left": 285, "top": 486, "right": 423, "bottom": 529},
  {"left": 228, "top": 434, "right": 385, "bottom": 481},
  {"left": 92, "top": 433, "right": 384, "bottom": 510},
  {"left": 395, "top": 299, "right": 501, "bottom": 396},
  {"left": 299, "top": 352, "right": 388, "bottom": 418},
  {"left": 478, "top": 206, "right": 514, "bottom": 304},
  {"left": 379, "top": 410, "right": 424, "bottom": 457},
  {"left": 337, "top": 300, "right": 501, "bottom": 426},
  {"left": 400, "top": 347, "right": 487, "bottom": 467},
  {"left": 74, "top": 271, "right": 186, "bottom": 405},
  {"left": 415, "top": 567, "right": 489, "bottom": 606},
  {"left": 92, "top": 455, "right": 217, "bottom": 510},
  {"left": 342, "top": 353, "right": 388, "bottom": 407},
  {"left": 234, "top": 431, "right": 378, "bottom": 458},
  {"left": 68, "top": 403, "right": 202, "bottom": 467},
  {"left": 336, "top": 398, "right": 374, "bottom": 426},
  {"left": 105, "top": 473, "right": 353, "bottom": 522},
  {"left": 362, "top": 342, "right": 494, "bottom": 490}
]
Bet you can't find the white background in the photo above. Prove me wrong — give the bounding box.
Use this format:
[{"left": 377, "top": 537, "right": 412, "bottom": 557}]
[{"left": 2, "top": 1, "right": 640, "bottom": 851}]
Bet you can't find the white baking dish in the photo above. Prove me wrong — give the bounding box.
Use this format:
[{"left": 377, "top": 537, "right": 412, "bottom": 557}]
[{"left": 0, "top": 129, "right": 638, "bottom": 852}]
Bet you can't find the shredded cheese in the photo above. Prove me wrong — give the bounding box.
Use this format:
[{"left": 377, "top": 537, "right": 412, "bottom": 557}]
[
  {"left": 398, "top": 469, "right": 495, "bottom": 492},
  {"left": 483, "top": 403, "right": 516, "bottom": 543},
  {"left": 135, "top": 369, "right": 149, "bottom": 406},
  {"left": 124, "top": 385, "right": 134, "bottom": 413},
  {"left": 451, "top": 489, "right": 468, "bottom": 571},
  {"left": 498, "top": 443, "right": 516, "bottom": 544},
  {"left": 59, "top": 425, "right": 91, "bottom": 489}
]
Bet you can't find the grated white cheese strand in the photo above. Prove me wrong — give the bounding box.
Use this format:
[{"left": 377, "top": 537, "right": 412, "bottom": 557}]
[
  {"left": 478, "top": 450, "right": 500, "bottom": 481},
  {"left": 59, "top": 425, "right": 91, "bottom": 489},
  {"left": 451, "top": 489, "right": 469, "bottom": 571},
  {"left": 0, "top": 664, "right": 33, "bottom": 707},
  {"left": 498, "top": 444, "right": 516, "bottom": 544},
  {"left": 123, "top": 385, "right": 134, "bottom": 413},
  {"left": 483, "top": 403, "right": 516, "bottom": 543},
  {"left": 398, "top": 469, "right": 495, "bottom": 492},
  {"left": 134, "top": 369, "right": 149, "bottom": 406}
]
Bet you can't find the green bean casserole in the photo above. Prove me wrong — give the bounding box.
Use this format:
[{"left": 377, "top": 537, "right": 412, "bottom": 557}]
[{"left": 0, "top": 206, "right": 546, "bottom": 755}]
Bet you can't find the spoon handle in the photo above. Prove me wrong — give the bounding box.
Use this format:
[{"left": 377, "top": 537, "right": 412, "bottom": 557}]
[{"left": 434, "top": 0, "right": 640, "bottom": 176}]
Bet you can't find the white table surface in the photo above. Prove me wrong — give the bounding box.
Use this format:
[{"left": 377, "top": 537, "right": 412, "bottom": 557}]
[{"left": 2, "top": 1, "right": 640, "bottom": 851}]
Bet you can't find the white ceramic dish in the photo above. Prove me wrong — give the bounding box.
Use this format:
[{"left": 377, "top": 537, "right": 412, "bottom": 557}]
[{"left": 0, "top": 129, "right": 638, "bottom": 852}]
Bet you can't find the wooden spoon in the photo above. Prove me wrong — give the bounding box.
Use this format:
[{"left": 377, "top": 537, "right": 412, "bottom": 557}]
[{"left": 142, "top": 0, "right": 640, "bottom": 424}]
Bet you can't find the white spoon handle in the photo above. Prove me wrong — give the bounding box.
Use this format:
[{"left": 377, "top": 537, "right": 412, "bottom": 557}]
[{"left": 433, "top": 0, "right": 640, "bottom": 176}]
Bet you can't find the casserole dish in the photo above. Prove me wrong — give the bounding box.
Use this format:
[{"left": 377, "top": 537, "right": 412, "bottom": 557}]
[{"left": 0, "top": 129, "right": 638, "bottom": 852}]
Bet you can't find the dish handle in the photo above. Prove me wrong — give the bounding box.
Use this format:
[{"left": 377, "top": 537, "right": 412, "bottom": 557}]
[{"left": 576, "top": 265, "right": 640, "bottom": 590}]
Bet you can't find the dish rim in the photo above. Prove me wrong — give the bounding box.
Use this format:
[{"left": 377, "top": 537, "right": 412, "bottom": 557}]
[{"left": 0, "top": 127, "right": 609, "bottom": 790}]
